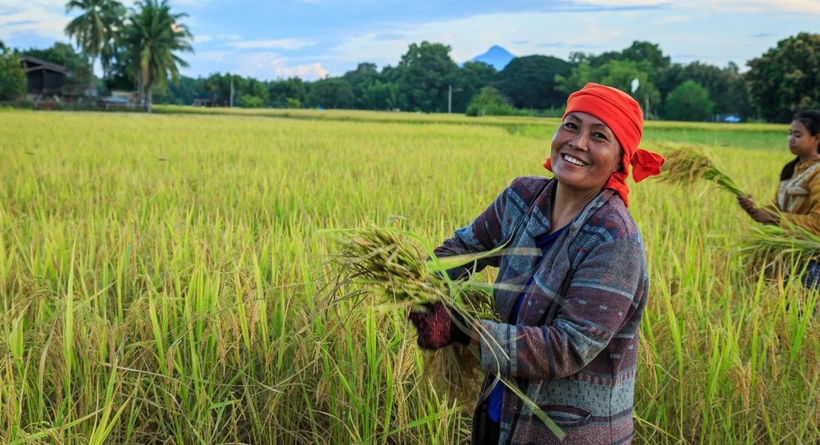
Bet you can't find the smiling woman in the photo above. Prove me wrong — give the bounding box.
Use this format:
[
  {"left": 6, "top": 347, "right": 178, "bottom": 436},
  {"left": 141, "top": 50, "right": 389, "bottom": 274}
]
[{"left": 408, "top": 83, "right": 666, "bottom": 445}]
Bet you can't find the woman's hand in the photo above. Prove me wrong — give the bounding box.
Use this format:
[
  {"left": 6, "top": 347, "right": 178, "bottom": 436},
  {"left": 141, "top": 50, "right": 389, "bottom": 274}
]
[
  {"left": 749, "top": 208, "right": 780, "bottom": 225},
  {"left": 408, "top": 302, "right": 472, "bottom": 350},
  {"left": 737, "top": 195, "right": 757, "bottom": 214},
  {"left": 737, "top": 195, "right": 780, "bottom": 224}
]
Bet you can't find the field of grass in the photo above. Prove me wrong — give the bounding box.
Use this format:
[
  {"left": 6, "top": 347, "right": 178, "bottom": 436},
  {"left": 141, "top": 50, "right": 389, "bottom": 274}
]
[{"left": 1, "top": 108, "right": 818, "bottom": 444}]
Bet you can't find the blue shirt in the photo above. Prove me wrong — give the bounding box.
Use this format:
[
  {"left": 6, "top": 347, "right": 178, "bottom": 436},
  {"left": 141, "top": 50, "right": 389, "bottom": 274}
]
[{"left": 487, "top": 226, "right": 566, "bottom": 423}]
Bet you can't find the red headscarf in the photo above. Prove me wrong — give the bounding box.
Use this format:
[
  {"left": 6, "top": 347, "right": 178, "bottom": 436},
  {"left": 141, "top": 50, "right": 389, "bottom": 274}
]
[{"left": 544, "top": 82, "right": 665, "bottom": 207}]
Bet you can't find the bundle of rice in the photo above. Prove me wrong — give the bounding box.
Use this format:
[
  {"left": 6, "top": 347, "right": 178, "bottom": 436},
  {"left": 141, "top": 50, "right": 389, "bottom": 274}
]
[
  {"left": 660, "top": 146, "right": 746, "bottom": 196},
  {"left": 323, "top": 225, "right": 493, "bottom": 402},
  {"left": 322, "top": 225, "right": 565, "bottom": 440},
  {"left": 740, "top": 224, "right": 820, "bottom": 280}
]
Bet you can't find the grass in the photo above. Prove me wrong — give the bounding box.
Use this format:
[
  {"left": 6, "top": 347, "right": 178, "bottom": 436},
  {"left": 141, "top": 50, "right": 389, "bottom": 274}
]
[{"left": 0, "top": 109, "right": 818, "bottom": 444}]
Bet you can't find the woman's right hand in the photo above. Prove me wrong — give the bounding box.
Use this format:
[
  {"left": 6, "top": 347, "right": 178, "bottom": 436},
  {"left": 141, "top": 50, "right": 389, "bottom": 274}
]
[
  {"left": 408, "top": 302, "right": 472, "bottom": 350},
  {"left": 737, "top": 195, "right": 757, "bottom": 214}
]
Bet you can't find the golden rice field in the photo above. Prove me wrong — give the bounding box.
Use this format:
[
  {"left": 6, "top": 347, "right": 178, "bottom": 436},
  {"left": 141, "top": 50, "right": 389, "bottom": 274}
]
[{"left": 1, "top": 108, "right": 818, "bottom": 444}]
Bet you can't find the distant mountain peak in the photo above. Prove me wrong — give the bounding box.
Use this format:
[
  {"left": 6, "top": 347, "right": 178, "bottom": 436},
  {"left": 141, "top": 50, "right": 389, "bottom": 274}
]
[{"left": 468, "top": 45, "right": 515, "bottom": 71}]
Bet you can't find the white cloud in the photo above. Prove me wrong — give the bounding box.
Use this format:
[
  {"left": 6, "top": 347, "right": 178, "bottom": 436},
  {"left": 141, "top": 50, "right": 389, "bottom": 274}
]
[
  {"left": 704, "top": 0, "right": 820, "bottom": 14},
  {"left": 197, "top": 50, "right": 228, "bottom": 62},
  {"left": 652, "top": 15, "right": 691, "bottom": 24},
  {"left": 227, "top": 38, "right": 315, "bottom": 50},
  {"left": 566, "top": 0, "right": 819, "bottom": 12},
  {"left": 195, "top": 35, "right": 213, "bottom": 43},
  {"left": 169, "top": 0, "right": 207, "bottom": 6},
  {"left": 564, "top": 0, "right": 668, "bottom": 5},
  {"left": 330, "top": 12, "right": 624, "bottom": 66},
  {"left": 0, "top": 5, "right": 68, "bottom": 41},
  {"left": 237, "top": 52, "right": 328, "bottom": 80}
]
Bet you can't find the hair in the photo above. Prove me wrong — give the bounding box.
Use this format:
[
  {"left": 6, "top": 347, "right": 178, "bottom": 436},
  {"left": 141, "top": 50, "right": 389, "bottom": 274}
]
[{"left": 780, "top": 110, "right": 820, "bottom": 181}]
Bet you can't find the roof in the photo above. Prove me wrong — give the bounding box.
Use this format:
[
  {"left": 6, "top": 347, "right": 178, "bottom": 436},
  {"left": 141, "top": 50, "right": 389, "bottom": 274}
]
[{"left": 20, "top": 56, "right": 69, "bottom": 75}]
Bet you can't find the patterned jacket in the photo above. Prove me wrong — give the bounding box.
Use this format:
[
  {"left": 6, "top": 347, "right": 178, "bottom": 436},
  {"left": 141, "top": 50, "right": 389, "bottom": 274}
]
[
  {"left": 434, "top": 176, "right": 649, "bottom": 445},
  {"left": 777, "top": 158, "right": 820, "bottom": 237}
]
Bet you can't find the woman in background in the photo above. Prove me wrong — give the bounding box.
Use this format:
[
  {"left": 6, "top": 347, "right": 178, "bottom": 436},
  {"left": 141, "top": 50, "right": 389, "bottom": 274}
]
[{"left": 738, "top": 110, "right": 820, "bottom": 287}]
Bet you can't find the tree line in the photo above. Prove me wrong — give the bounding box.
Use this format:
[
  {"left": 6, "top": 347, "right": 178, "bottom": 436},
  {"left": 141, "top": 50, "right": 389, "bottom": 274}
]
[
  {"left": 0, "top": 0, "right": 817, "bottom": 123},
  {"left": 0, "top": 0, "right": 191, "bottom": 109},
  {"left": 142, "top": 34, "right": 820, "bottom": 124}
]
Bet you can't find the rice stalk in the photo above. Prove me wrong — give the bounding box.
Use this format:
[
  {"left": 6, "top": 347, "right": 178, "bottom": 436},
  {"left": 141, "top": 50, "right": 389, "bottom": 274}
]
[{"left": 660, "top": 146, "right": 746, "bottom": 196}]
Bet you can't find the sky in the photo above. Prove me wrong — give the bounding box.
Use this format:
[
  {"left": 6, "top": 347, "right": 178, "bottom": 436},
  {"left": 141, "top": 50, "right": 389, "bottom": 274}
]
[{"left": 1, "top": 0, "right": 818, "bottom": 81}]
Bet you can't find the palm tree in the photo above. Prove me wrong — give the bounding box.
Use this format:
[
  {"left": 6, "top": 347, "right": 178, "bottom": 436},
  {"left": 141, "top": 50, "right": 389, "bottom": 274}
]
[
  {"left": 64, "top": 0, "right": 126, "bottom": 81},
  {"left": 121, "top": 0, "right": 193, "bottom": 109}
]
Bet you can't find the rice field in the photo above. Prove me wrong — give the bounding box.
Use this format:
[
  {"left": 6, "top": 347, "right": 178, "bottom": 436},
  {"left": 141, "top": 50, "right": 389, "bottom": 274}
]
[{"left": 0, "top": 108, "right": 818, "bottom": 444}]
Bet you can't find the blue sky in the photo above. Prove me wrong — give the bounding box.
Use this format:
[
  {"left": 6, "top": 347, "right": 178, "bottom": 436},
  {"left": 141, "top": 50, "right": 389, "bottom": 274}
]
[{"left": 1, "top": 0, "right": 818, "bottom": 80}]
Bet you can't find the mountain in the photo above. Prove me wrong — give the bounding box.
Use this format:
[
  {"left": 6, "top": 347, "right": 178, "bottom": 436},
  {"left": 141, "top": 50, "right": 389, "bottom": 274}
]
[{"left": 467, "top": 45, "right": 515, "bottom": 71}]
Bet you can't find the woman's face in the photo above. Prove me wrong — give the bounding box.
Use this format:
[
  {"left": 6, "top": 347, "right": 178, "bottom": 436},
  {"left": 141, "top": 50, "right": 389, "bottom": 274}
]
[
  {"left": 550, "top": 112, "right": 622, "bottom": 194},
  {"left": 789, "top": 120, "right": 820, "bottom": 158}
]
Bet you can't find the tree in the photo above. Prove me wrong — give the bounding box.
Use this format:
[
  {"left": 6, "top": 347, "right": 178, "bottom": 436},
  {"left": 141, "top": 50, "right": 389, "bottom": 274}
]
[
  {"left": 665, "top": 81, "right": 715, "bottom": 121},
  {"left": 568, "top": 50, "right": 620, "bottom": 68},
  {"left": 343, "top": 62, "right": 381, "bottom": 108},
  {"left": 394, "top": 41, "right": 459, "bottom": 112},
  {"left": 658, "top": 61, "right": 753, "bottom": 119},
  {"left": 152, "top": 74, "right": 204, "bottom": 104},
  {"left": 0, "top": 51, "right": 27, "bottom": 101},
  {"left": 497, "top": 55, "right": 571, "bottom": 110},
  {"left": 201, "top": 73, "right": 232, "bottom": 106},
  {"left": 357, "top": 80, "right": 399, "bottom": 110},
  {"left": 269, "top": 77, "right": 307, "bottom": 108},
  {"left": 308, "top": 78, "right": 354, "bottom": 109},
  {"left": 724, "top": 63, "right": 754, "bottom": 120},
  {"left": 120, "top": 0, "right": 193, "bottom": 109},
  {"left": 64, "top": 0, "right": 126, "bottom": 81},
  {"left": 620, "top": 41, "right": 670, "bottom": 74},
  {"left": 239, "top": 94, "right": 263, "bottom": 108},
  {"left": 746, "top": 32, "right": 820, "bottom": 122},
  {"left": 466, "top": 86, "right": 516, "bottom": 116},
  {"left": 243, "top": 77, "right": 268, "bottom": 106},
  {"left": 0, "top": 40, "right": 5, "bottom": 52},
  {"left": 556, "top": 59, "right": 661, "bottom": 117},
  {"left": 452, "top": 61, "right": 497, "bottom": 113}
]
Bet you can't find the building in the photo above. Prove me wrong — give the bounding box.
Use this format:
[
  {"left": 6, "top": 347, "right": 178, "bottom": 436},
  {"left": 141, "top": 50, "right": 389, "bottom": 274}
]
[
  {"left": 193, "top": 97, "right": 215, "bottom": 107},
  {"left": 20, "top": 56, "right": 69, "bottom": 98},
  {"left": 20, "top": 55, "right": 98, "bottom": 103}
]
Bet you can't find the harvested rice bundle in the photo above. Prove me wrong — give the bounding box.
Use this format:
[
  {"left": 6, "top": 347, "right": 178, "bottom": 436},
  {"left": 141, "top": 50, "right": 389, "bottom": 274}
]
[
  {"left": 323, "top": 225, "right": 494, "bottom": 404},
  {"left": 660, "top": 146, "right": 746, "bottom": 196},
  {"left": 328, "top": 225, "right": 496, "bottom": 317},
  {"left": 740, "top": 224, "right": 820, "bottom": 280}
]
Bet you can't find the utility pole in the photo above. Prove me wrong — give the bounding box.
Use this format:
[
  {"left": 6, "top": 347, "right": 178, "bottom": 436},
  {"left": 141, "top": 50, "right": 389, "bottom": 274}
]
[
  {"left": 448, "top": 84, "right": 452, "bottom": 114},
  {"left": 230, "top": 74, "right": 234, "bottom": 108}
]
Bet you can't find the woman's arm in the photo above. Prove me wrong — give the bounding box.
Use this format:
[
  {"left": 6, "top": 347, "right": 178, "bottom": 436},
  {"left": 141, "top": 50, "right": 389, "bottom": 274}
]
[
  {"left": 476, "top": 236, "right": 646, "bottom": 380},
  {"left": 434, "top": 177, "right": 539, "bottom": 279}
]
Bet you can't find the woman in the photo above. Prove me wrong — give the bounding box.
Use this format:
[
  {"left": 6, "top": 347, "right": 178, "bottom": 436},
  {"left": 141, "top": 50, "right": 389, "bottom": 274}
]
[
  {"left": 409, "top": 83, "right": 665, "bottom": 445},
  {"left": 737, "top": 111, "right": 820, "bottom": 287}
]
